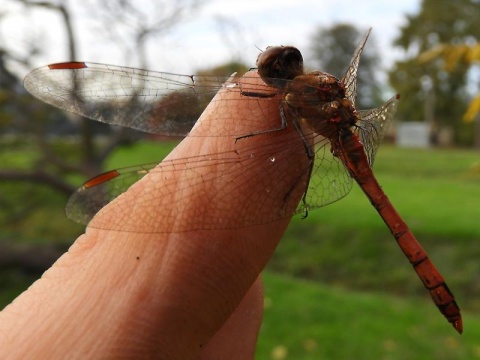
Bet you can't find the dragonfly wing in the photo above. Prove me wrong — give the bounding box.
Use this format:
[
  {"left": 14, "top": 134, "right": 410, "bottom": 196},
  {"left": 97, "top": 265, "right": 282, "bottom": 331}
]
[
  {"left": 24, "top": 62, "right": 228, "bottom": 136},
  {"left": 355, "top": 94, "right": 400, "bottom": 166},
  {"left": 65, "top": 163, "right": 157, "bottom": 224},
  {"left": 341, "top": 28, "right": 372, "bottom": 105},
  {"left": 295, "top": 133, "right": 353, "bottom": 215}
]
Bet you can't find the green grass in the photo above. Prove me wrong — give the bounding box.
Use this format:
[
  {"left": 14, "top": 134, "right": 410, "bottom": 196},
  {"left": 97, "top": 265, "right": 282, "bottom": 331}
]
[
  {"left": 2, "top": 139, "right": 480, "bottom": 356},
  {"left": 269, "top": 144, "right": 480, "bottom": 311},
  {"left": 258, "top": 272, "right": 480, "bottom": 360},
  {"left": 105, "top": 140, "right": 179, "bottom": 169}
]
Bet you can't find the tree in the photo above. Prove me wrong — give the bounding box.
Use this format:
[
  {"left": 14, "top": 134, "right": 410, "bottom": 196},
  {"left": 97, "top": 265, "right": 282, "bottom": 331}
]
[
  {"left": 388, "top": 0, "right": 480, "bottom": 146},
  {"left": 81, "top": 0, "right": 205, "bottom": 69},
  {"left": 419, "top": 42, "right": 480, "bottom": 122},
  {"left": 0, "top": 0, "right": 207, "bottom": 242},
  {"left": 419, "top": 41, "right": 480, "bottom": 148},
  {"left": 308, "top": 23, "right": 383, "bottom": 109}
]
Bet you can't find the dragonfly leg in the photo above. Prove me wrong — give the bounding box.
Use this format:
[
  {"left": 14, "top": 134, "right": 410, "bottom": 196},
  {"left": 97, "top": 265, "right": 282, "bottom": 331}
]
[
  {"left": 284, "top": 111, "right": 315, "bottom": 218},
  {"left": 281, "top": 156, "right": 313, "bottom": 219},
  {"left": 235, "top": 103, "right": 289, "bottom": 141}
]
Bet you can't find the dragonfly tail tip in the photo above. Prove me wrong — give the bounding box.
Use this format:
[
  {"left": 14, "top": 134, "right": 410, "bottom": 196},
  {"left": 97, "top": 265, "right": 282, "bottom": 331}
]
[{"left": 453, "top": 317, "right": 463, "bottom": 335}]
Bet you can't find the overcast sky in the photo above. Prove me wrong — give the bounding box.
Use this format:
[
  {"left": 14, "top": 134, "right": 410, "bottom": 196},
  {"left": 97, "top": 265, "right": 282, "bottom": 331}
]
[{"left": 2, "top": 0, "right": 419, "bottom": 79}]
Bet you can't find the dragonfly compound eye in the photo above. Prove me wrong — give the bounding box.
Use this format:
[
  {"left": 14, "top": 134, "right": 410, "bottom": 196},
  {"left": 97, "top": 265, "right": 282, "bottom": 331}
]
[{"left": 256, "top": 46, "right": 303, "bottom": 88}]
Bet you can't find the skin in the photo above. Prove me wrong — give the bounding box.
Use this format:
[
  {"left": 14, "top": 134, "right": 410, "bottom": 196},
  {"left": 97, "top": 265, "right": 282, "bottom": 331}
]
[{"left": 0, "top": 72, "right": 309, "bottom": 359}]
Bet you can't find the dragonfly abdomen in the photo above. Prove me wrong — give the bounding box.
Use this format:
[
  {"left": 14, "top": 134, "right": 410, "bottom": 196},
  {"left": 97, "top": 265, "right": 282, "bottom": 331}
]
[{"left": 337, "top": 131, "right": 462, "bottom": 334}]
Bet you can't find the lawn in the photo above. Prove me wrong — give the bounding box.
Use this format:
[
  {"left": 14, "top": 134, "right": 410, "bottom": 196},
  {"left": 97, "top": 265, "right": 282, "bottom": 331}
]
[
  {"left": 1, "top": 139, "right": 479, "bottom": 357},
  {"left": 258, "top": 272, "right": 480, "bottom": 360},
  {"left": 270, "top": 145, "right": 480, "bottom": 307},
  {"left": 261, "top": 144, "right": 480, "bottom": 358}
]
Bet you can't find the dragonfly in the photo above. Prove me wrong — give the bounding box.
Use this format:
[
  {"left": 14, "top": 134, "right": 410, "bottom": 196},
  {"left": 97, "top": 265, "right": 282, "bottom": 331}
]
[{"left": 24, "top": 29, "right": 462, "bottom": 333}]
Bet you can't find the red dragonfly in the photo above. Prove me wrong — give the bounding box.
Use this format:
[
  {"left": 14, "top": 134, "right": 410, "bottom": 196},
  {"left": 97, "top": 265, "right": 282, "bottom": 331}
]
[{"left": 24, "top": 29, "right": 462, "bottom": 333}]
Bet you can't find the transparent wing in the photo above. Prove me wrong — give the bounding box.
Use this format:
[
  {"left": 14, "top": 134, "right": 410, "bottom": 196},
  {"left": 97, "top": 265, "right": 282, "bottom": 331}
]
[
  {"left": 294, "top": 133, "right": 354, "bottom": 215},
  {"left": 65, "top": 163, "right": 159, "bottom": 225},
  {"left": 341, "top": 28, "right": 372, "bottom": 105},
  {"left": 355, "top": 94, "right": 400, "bottom": 166},
  {"left": 24, "top": 62, "right": 254, "bottom": 136},
  {"left": 67, "top": 135, "right": 353, "bottom": 228},
  {"left": 65, "top": 130, "right": 314, "bottom": 231}
]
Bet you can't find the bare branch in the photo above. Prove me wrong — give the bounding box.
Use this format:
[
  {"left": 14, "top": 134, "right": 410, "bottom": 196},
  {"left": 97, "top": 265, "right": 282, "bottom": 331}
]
[
  {"left": 0, "top": 243, "right": 66, "bottom": 274},
  {"left": 83, "top": 0, "right": 207, "bottom": 67},
  {"left": 0, "top": 169, "right": 75, "bottom": 196}
]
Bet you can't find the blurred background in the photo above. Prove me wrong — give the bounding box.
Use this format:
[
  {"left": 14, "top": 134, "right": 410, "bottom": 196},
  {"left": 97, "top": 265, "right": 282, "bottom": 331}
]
[{"left": 1, "top": 0, "right": 480, "bottom": 358}]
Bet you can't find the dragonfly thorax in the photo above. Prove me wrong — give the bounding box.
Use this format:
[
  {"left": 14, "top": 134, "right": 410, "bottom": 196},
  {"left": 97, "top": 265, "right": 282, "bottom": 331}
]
[{"left": 284, "top": 71, "right": 358, "bottom": 138}]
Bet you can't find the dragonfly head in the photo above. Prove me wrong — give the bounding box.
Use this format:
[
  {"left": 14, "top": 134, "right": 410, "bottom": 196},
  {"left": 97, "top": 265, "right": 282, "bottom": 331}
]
[{"left": 256, "top": 45, "right": 303, "bottom": 89}]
